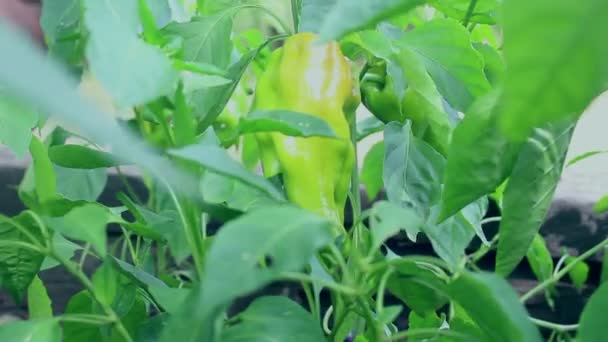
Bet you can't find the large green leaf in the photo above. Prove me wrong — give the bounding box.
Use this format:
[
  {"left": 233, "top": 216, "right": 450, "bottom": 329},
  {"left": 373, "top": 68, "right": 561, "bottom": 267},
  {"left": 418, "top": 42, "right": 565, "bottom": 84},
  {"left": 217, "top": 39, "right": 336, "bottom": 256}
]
[
  {"left": 399, "top": 19, "right": 490, "bottom": 112},
  {"left": 220, "top": 296, "right": 325, "bottom": 342},
  {"left": 83, "top": 0, "right": 178, "bottom": 107},
  {"left": 500, "top": 0, "right": 608, "bottom": 140},
  {"left": 49, "top": 145, "right": 124, "bottom": 169},
  {"left": 439, "top": 90, "right": 519, "bottom": 221},
  {"left": 387, "top": 259, "right": 449, "bottom": 314},
  {"left": 318, "top": 0, "right": 426, "bottom": 41},
  {"left": 383, "top": 121, "right": 445, "bottom": 219},
  {"left": 496, "top": 121, "right": 575, "bottom": 276},
  {"left": 578, "top": 281, "right": 608, "bottom": 342},
  {"left": 0, "top": 213, "right": 45, "bottom": 302},
  {"left": 54, "top": 166, "right": 107, "bottom": 202},
  {"left": 239, "top": 110, "right": 337, "bottom": 138},
  {"left": 27, "top": 275, "right": 53, "bottom": 319},
  {"left": 161, "top": 205, "right": 334, "bottom": 342},
  {"left": 0, "top": 92, "right": 38, "bottom": 157},
  {"left": 449, "top": 271, "right": 542, "bottom": 342},
  {"left": 0, "top": 21, "right": 201, "bottom": 203},
  {"left": 299, "top": 0, "right": 338, "bottom": 33},
  {"left": 162, "top": 14, "right": 232, "bottom": 67},
  {"left": 169, "top": 144, "right": 285, "bottom": 201},
  {"left": 45, "top": 203, "right": 112, "bottom": 257},
  {"left": 0, "top": 319, "right": 61, "bottom": 342}
]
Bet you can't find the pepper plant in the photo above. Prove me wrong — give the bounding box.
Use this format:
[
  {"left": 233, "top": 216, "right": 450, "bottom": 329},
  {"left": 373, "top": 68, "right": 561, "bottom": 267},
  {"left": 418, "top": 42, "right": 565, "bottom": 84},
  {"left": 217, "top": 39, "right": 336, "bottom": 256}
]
[{"left": 0, "top": 0, "right": 608, "bottom": 341}]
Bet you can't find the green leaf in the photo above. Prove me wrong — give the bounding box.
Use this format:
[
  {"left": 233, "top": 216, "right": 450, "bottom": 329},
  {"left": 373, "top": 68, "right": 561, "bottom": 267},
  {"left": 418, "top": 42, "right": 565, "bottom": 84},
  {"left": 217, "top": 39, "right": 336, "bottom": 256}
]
[
  {"left": 496, "top": 121, "right": 575, "bottom": 276},
  {"left": 92, "top": 261, "right": 119, "bottom": 307},
  {"left": 500, "top": 0, "right": 608, "bottom": 140},
  {"left": 0, "top": 92, "right": 38, "bottom": 157},
  {"left": 361, "top": 141, "right": 385, "bottom": 200},
  {"left": 169, "top": 144, "right": 285, "bottom": 201},
  {"left": 40, "top": 0, "right": 84, "bottom": 72},
  {"left": 239, "top": 110, "right": 337, "bottom": 138},
  {"left": 594, "top": 194, "right": 608, "bottom": 214},
  {"left": 27, "top": 275, "right": 53, "bottom": 319},
  {"left": 63, "top": 291, "right": 102, "bottom": 341},
  {"left": 526, "top": 234, "right": 555, "bottom": 295},
  {"left": 45, "top": 204, "right": 111, "bottom": 257},
  {"left": 439, "top": 90, "right": 519, "bottom": 221},
  {"left": 318, "top": 0, "right": 425, "bottom": 41},
  {"left": 40, "top": 233, "right": 80, "bottom": 271},
  {"left": 40, "top": 0, "right": 81, "bottom": 44},
  {"left": 473, "top": 42, "right": 504, "bottom": 87},
  {"left": 370, "top": 201, "right": 423, "bottom": 251},
  {"left": 577, "top": 281, "right": 608, "bottom": 342},
  {"left": 565, "top": 255, "right": 589, "bottom": 290},
  {"left": 173, "top": 82, "right": 197, "bottom": 147},
  {"left": 112, "top": 258, "right": 167, "bottom": 289},
  {"left": 0, "top": 213, "right": 45, "bottom": 302},
  {"left": 567, "top": 150, "right": 608, "bottom": 167},
  {"left": 200, "top": 171, "right": 279, "bottom": 213},
  {"left": 408, "top": 310, "right": 443, "bottom": 330},
  {"left": 29, "top": 136, "right": 58, "bottom": 203},
  {"left": 425, "top": 197, "right": 488, "bottom": 268},
  {"left": 399, "top": 19, "right": 491, "bottom": 112},
  {"left": 383, "top": 121, "right": 445, "bottom": 218},
  {"left": 161, "top": 205, "right": 334, "bottom": 342},
  {"left": 430, "top": 0, "right": 498, "bottom": 24},
  {"left": 195, "top": 38, "right": 278, "bottom": 132},
  {"left": 131, "top": 206, "right": 190, "bottom": 263},
  {"left": 356, "top": 116, "right": 384, "bottom": 142},
  {"left": 148, "top": 286, "right": 189, "bottom": 315},
  {"left": 54, "top": 166, "right": 107, "bottom": 202},
  {"left": 387, "top": 259, "right": 449, "bottom": 314},
  {"left": 162, "top": 14, "right": 232, "bottom": 67},
  {"left": 0, "top": 319, "right": 61, "bottom": 342},
  {"left": 49, "top": 145, "right": 123, "bottom": 169},
  {"left": 449, "top": 271, "right": 542, "bottom": 342},
  {"left": 299, "top": 0, "right": 337, "bottom": 33},
  {"left": 221, "top": 296, "right": 325, "bottom": 342},
  {"left": 83, "top": 0, "right": 178, "bottom": 107},
  {"left": 0, "top": 21, "right": 201, "bottom": 204}
]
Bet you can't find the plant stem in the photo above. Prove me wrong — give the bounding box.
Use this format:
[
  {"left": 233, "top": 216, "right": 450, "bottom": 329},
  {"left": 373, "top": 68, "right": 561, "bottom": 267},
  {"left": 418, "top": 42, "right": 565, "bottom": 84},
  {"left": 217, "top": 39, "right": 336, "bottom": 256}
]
[
  {"left": 115, "top": 166, "right": 144, "bottom": 205},
  {"left": 78, "top": 243, "right": 91, "bottom": 271},
  {"left": 301, "top": 281, "right": 318, "bottom": 321},
  {"left": 290, "top": 0, "right": 300, "bottom": 33},
  {"left": 58, "top": 314, "right": 115, "bottom": 325},
  {"left": 280, "top": 272, "right": 359, "bottom": 296},
  {"left": 322, "top": 305, "right": 333, "bottom": 334},
  {"left": 521, "top": 237, "right": 608, "bottom": 303},
  {"left": 240, "top": 4, "right": 293, "bottom": 35},
  {"left": 349, "top": 116, "right": 362, "bottom": 225},
  {"left": 51, "top": 252, "right": 133, "bottom": 342},
  {"left": 462, "top": 0, "right": 479, "bottom": 27},
  {"left": 529, "top": 317, "right": 578, "bottom": 332},
  {"left": 376, "top": 268, "right": 393, "bottom": 314}
]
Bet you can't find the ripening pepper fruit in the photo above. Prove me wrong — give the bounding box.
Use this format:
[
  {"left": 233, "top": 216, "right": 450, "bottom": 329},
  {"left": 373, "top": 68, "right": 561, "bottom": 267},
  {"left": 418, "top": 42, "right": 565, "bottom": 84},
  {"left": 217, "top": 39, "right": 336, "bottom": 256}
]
[
  {"left": 250, "top": 32, "right": 356, "bottom": 232},
  {"left": 360, "top": 59, "right": 451, "bottom": 156}
]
